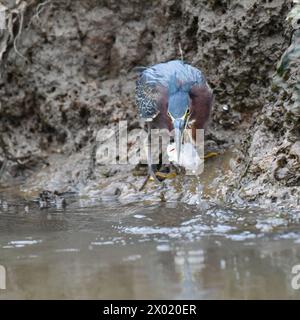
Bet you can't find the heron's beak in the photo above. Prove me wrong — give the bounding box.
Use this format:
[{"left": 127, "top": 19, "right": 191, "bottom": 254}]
[{"left": 173, "top": 118, "right": 186, "bottom": 163}]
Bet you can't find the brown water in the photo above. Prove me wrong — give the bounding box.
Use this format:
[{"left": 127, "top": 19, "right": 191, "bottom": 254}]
[{"left": 0, "top": 191, "right": 300, "bottom": 299}]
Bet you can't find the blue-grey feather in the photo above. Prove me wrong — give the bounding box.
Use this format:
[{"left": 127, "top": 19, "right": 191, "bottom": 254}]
[
  {"left": 135, "top": 60, "right": 206, "bottom": 120},
  {"left": 168, "top": 91, "right": 189, "bottom": 118},
  {"left": 144, "top": 60, "right": 205, "bottom": 89}
]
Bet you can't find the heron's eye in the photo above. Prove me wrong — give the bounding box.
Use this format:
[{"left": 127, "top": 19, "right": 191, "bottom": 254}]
[{"left": 186, "top": 108, "right": 190, "bottom": 115}]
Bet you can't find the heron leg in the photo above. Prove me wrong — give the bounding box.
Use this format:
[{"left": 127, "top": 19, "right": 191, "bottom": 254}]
[
  {"left": 139, "top": 122, "right": 160, "bottom": 191},
  {"left": 154, "top": 161, "right": 180, "bottom": 180},
  {"left": 146, "top": 123, "right": 160, "bottom": 183},
  {"left": 139, "top": 174, "right": 150, "bottom": 191}
]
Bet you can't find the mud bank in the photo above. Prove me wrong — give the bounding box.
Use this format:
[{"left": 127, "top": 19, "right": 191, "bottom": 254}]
[{"left": 0, "top": 0, "right": 299, "bottom": 208}]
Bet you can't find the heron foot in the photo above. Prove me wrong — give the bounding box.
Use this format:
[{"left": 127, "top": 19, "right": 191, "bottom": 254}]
[
  {"left": 154, "top": 171, "right": 177, "bottom": 180},
  {"left": 139, "top": 166, "right": 162, "bottom": 191},
  {"left": 139, "top": 165, "right": 177, "bottom": 190},
  {"left": 204, "top": 152, "right": 218, "bottom": 160},
  {"left": 153, "top": 164, "right": 178, "bottom": 181}
]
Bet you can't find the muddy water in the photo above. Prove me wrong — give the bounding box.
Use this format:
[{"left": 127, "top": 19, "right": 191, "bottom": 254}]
[{"left": 0, "top": 191, "right": 300, "bottom": 299}]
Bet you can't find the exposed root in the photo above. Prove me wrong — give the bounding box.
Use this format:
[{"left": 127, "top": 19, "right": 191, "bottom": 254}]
[
  {"left": 178, "top": 42, "right": 184, "bottom": 61},
  {"left": 28, "top": 0, "right": 52, "bottom": 27},
  {"left": 0, "top": 0, "right": 53, "bottom": 63},
  {"left": 0, "top": 1, "right": 28, "bottom": 62},
  {"left": 11, "top": 1, "right": 27, "bottom": 61}
]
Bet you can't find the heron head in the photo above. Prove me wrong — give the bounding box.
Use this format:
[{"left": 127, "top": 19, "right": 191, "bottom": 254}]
[{"left": 167, "top": 91, "right": 191, "bottom": 162}]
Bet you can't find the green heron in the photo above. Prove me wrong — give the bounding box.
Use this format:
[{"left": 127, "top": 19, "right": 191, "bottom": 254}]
[{"left": 135, "top": 60, "right": 213, "bottom": 185}]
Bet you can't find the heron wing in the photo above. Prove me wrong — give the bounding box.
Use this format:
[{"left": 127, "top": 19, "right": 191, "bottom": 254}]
[{"left": 135, "top": 76, "right": 162, "bottom": 120}]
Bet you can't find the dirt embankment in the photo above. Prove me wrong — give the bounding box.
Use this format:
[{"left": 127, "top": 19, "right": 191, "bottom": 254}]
[{"left": 0, "top": 0, "right": 299, "bottom": 207}]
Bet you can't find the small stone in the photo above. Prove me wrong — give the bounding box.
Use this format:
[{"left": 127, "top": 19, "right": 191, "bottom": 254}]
[{"left": 222, "top": 105, "right": 230, "bottom": 112}]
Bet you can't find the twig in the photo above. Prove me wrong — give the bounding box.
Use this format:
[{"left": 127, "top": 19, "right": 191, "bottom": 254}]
[
  {"left": 35, "top": 0, "right": 51, "bottom": 19},
  {"left": 178, "top": 42, "right": 184, "bottom": 61},
  {"left": 13, "top": 8, "right": 27, "bottom": 61},
  {"left": 28, "top": 0, "right": 52, "bottom": 27},
  {"left": 0, "top": 158, "right": 8, "bottom": 181}
]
